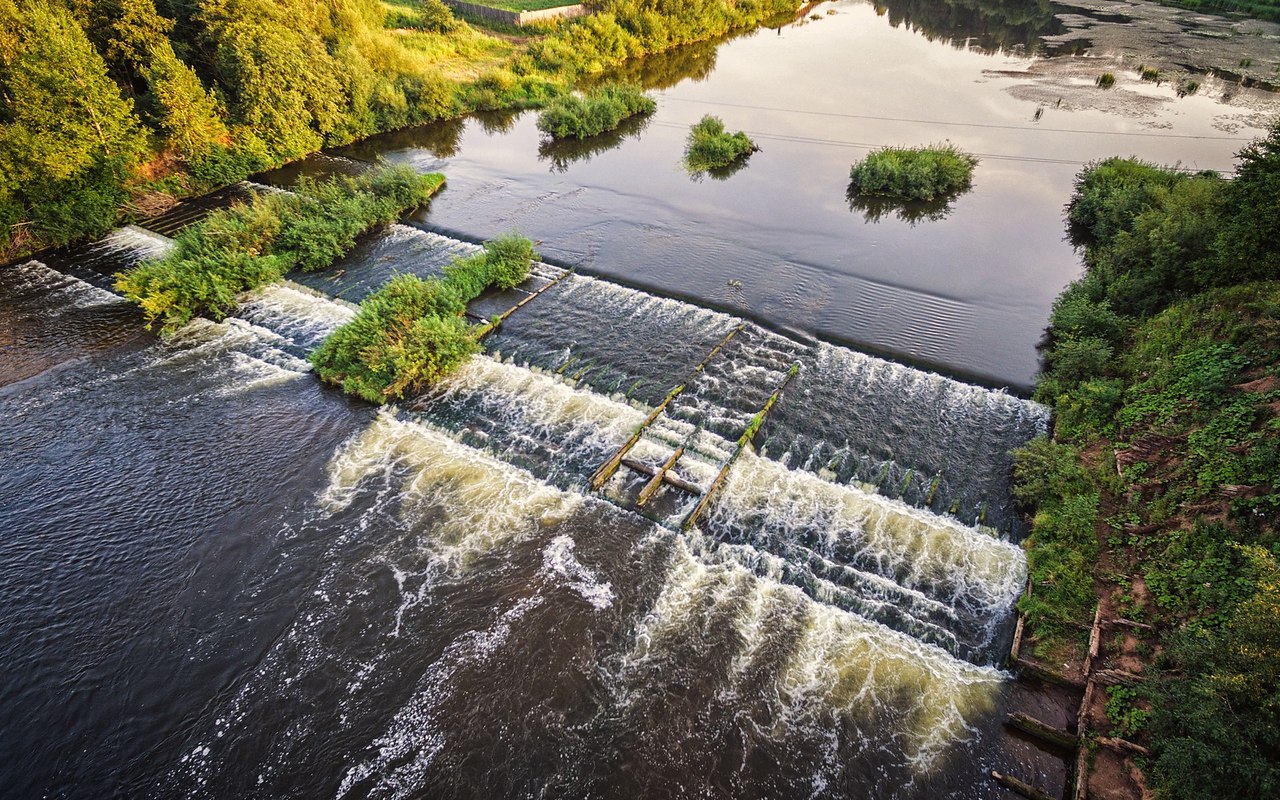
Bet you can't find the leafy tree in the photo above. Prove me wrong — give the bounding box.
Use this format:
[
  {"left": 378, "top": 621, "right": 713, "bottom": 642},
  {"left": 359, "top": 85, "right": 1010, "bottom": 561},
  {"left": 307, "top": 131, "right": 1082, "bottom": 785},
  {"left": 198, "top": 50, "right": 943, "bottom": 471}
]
[
  {"left": 1215, "top": 121, "right": 1280, "bottom": 285},
  {"left": 0, "top": 0, "right": 146, "bottom": 246}
]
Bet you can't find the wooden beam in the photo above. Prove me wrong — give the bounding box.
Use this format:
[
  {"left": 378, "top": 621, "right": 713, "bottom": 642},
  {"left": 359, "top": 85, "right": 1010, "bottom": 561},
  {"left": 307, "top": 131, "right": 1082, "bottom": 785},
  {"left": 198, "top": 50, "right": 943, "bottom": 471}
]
[
  {"left": 474, "top": 269, "right": 570, "bottom": 339},
  {"left": 1096, "top": 736, "right": 1150, "bottom": 757},
  {"left": 619, "top": 457, "right": 702, "bottom": 495},
  {"left": 637, "top": 446, "right": 685, "bottom": 507},
  {"left": 1006, "top": 711, "right": 1079, "bottom": 751},
  {"left": 1012, "top": 657, "right": 1087, "bottom": 689},
  {"left": 990, "top": 771, "right": 1056, "bottom": 800}
]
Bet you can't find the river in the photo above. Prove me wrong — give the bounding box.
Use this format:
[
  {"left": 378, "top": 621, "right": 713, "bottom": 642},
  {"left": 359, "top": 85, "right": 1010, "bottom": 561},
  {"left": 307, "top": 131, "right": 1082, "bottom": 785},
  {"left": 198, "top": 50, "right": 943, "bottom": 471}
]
[{"left": 1, "top": 1, "right": 1275, "bottom": 798}]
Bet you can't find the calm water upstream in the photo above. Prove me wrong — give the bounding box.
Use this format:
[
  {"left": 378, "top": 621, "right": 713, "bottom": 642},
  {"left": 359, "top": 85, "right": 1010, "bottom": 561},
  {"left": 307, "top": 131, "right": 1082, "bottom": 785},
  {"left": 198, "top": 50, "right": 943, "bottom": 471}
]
[{"left": 1, "top": 1, "right": 1275, "bottom": 798}]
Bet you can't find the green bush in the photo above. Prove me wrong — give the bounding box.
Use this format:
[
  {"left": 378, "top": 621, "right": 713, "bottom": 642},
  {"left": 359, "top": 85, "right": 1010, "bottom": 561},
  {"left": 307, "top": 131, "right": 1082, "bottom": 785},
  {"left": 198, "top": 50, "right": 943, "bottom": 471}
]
[
  {"left": 847, "top": 143, "right": 979, "bottom": 202},
  {"left": 115, "top": 165, "right": 445, "bottom": 331},
  {"left": 683, "top": 114, "right": 756, "bottom": 173},
  {"left": 536, "top": 83, "right": 655, "bottom": 139},
  {"left": 312, "top": 234, "right": 537, "bottom": 402},
  {"left": 384, "top": 0, "right": 460, "bottom": 33}
]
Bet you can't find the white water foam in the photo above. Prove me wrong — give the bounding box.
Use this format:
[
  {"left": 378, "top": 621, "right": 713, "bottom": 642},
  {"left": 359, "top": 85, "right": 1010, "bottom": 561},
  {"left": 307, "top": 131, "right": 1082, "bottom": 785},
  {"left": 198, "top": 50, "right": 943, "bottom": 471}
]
[
  {"left": 235, "top": 280, "right": 357, "bottom": 347},
  {"left": 708, "top": 450, "right": 1027, "bottom": 615},
  {"left": 7, "top": 260, "right": 127, "bottom": 309},
  {"left": 100, "top": 224, "right": 175, "bottom": 262},
  {"left": 542, "top": 535, "right": 614, "bottom": 610}
]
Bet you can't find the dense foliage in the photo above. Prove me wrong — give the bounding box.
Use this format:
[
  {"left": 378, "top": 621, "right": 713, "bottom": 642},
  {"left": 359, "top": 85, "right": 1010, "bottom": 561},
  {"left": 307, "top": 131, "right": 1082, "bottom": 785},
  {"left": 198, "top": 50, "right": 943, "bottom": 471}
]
[
  {"left": 311, "top": 234, "right": 535, "bottom": 402},
  {"left": 1152, "top": 0, "right": 1280, "bottom": 23},
  {"left": 536, "top": 83, "right": 654, "bottom": 139},
  {"left": 115, "top": 166, "right": 444, "bottom": 331},
  {"left": 848, "top": 143, "right": 978, "bottom": 202},
  {"left": 1016, "top": 122, "right": 1280, "bottom": 799},
  {"left": 683, "top": 114, "right": 756, "bottom": 173}
]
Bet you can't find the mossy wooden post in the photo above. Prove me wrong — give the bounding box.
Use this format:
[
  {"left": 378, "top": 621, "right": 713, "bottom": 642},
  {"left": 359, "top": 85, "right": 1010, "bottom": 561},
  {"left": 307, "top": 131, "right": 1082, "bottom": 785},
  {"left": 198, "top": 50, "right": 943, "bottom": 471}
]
[
  {"left": 990, "top": 771, "right": 1056, "bottom": 800},
  {"left": 1006, "top": 711, "right": 1079, "bottom": 751},
  {"left": 589, "top": 323, "right": 744, "bottom": 491},
  {"left": 682, "top": 362, "right": 800, "bottom": 531},
  {"left": 636, "top": 445, "right": 685, "bottom": 507},
  {"left": 474, "top": 269, "right": 572, "bottom": 339}
]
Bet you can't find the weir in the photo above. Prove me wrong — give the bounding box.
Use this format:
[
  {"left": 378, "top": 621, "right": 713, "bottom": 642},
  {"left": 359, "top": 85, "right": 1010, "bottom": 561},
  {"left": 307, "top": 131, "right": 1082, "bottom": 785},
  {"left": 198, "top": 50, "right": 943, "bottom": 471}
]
[{"left": 18, "top": 210, "right": 1045, "bottom": 677}]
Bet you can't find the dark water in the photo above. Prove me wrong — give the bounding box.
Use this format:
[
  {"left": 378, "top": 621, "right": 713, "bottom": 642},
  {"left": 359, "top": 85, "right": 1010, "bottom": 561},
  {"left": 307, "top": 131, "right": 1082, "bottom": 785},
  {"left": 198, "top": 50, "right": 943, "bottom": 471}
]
[
  {"left": 12, "top": 0, "right": 1266, "bottom": 795},
  {"left": 269, "top": 0, "right": 1276, "bottom": 392}
]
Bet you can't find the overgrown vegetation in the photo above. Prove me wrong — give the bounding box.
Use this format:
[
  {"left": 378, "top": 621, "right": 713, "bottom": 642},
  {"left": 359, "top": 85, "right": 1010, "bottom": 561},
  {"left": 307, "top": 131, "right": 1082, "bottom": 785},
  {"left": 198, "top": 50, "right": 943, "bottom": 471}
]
[
  {"left": 683, "top": 114, "right": 757, "bottom": 174},
  {"left": 536, "top": 83, "right": 655, "bottom": 139},
  {"left": 847, "top": 143, "right": 979, "bottom": 202},
  {"left": 310, "top": 234, "right": 535, "bottom": 402},
  {"left": 1151, "top": 0, "right": 1280, "bottom": 24},
  {"left": 1015, "top": 121, "right": 1280, "bottom": 799},
  {"left": 115, "top": 165, "right": 444, "bottom": 331},
  {"left": 0, "top": 0, "right": 799, "bottom": 260}
]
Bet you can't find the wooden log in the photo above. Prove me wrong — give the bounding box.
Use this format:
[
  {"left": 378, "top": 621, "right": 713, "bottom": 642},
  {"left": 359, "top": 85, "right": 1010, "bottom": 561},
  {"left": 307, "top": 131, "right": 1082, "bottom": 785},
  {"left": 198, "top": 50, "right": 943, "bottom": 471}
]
[
  {"left": 1093, "top": 668, "right": 1145, "bottom": 686},
  {"left": 619, "top": 457, "right": 702, "bottom": 495},
  {"left": 588, "top": 323, "right": 744, "bottom": 491},
  {"left": 1072, "top": 745, "right": 1090, "bottom": 800},
  {"left": 990, "top": 771, "right": 1057, "bottom": 800},
  {"left": 682, "top": 362, "right": 800, "bottom": 531},
  {"left": 474, "top": 269, "right": 570, "bottom": 339},
  {"left": 1006, "top": 711, "right": 1079, "bottom": 751},
  {"left": 1106, "top": 617, "right": 1154, "bottom": 631},
  {"left": 636, "top": 446, "right": 685, "bottom": 507},
  {"left": 1085, "top": 604, "right": 1104, "bottom": 674},
  {"left": 1096, "top": 736, "right": 1150, "bottom": 757},
  {"left": 1012, "top": 657, "right": 1087, "bottom": 689}
]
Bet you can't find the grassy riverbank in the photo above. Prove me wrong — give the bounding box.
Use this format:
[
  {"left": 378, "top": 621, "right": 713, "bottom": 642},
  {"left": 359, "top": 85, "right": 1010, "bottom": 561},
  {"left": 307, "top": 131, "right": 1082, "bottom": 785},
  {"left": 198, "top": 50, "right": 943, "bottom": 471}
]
[
  {"left": 1015, "top": 122, "right": 1280, "bottom": 799},
  {"left": 0, "top": 0, "right": 798, "bottom": 261}
]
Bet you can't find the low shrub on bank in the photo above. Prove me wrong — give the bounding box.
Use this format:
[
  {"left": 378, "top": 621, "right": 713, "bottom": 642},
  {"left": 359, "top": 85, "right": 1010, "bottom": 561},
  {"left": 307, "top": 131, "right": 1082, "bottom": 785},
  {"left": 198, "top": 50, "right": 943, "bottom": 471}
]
[
  {"left": 536, "top": 83, "right": 656, "bottom": 139},
  {"left": 115, "top": 165, "right": 445, "bottom": 332},
  {"left": 311, "top": 234, "right": 536, "bottom": 402},
  {"left": 847, "top": 143, "right": 978, "bottom": 202},
  {"left": 683, "top": 114, "right": 757, "bottom": 173}
]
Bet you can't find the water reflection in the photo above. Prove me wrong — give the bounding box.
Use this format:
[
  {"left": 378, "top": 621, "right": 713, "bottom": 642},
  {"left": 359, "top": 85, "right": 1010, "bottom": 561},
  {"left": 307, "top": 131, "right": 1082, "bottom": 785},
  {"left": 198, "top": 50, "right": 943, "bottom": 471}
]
[
  {"left": 873, "top": 0, "right": 1064, "bottom": 55},
  {"left": 846, "top": 188, "right": 960, "bottom": 224},
  {"left": 591, "top": 35, "right": 724, "bottom": 90},
  {"left": 537, "top": 113, "right": 653, "bottom": 173}
]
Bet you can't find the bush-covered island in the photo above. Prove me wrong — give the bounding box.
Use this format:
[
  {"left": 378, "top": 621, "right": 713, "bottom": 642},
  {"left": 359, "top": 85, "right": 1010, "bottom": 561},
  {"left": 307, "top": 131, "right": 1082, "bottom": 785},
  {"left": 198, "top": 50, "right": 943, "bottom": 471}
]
[{"left": 847, "top": 143, "right": 979, "bottom": 202}]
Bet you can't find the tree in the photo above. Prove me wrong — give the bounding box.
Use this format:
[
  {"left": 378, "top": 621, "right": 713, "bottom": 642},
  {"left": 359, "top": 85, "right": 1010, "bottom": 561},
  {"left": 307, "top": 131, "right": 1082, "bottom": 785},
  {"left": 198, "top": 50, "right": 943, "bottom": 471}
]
[
  {"left": 1215, "top": 121, "right": 1280, "bottom": 284},
  {"left": 0, "top": 0, "right": 146, "bottom": 245}
]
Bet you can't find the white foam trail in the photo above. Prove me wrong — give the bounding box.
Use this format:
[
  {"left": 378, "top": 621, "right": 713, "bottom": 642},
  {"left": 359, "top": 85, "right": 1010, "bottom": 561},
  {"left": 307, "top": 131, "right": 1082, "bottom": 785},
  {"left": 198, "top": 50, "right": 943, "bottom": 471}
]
[
  {"left": 236, "top": 280, "right": 357, "bottom": 346},
  {"left": 101, "top": 224, "right": 175, "bottom": 261},
  {"left": 8, "top": 260, "right": 125, "bottom": 309},
  {"left": 541, "top": 535, "right": 614, "bottom": 610},
  {"left": 317, "top": 412, "right": 583, "bottom": 573},
  {"left": 709, "top": 451, "right": 1027, "bottom": 614},
  {"left": 616, "top": 537, "right": 1004, "bottom": 776}
]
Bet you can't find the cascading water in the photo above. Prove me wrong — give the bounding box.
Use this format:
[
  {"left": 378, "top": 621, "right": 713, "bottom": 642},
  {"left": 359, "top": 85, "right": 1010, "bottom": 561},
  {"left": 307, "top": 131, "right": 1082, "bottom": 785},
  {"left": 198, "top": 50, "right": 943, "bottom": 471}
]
[{"left": 1, "top": 221, "right": 1048, "bottom": 798}]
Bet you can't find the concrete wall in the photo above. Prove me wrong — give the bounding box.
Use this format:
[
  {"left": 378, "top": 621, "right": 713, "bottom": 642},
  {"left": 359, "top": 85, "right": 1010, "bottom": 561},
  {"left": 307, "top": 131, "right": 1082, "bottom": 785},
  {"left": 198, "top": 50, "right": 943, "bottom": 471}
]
[{"left": 444, "top": 1, "right": 589, "bottom": 26}]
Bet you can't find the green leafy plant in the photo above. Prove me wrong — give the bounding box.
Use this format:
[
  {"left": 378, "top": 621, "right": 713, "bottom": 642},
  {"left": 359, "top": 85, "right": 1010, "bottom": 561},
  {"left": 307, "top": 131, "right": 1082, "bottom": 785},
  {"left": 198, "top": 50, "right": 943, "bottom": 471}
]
[
  {"left": 683, "top": 114, "right": 757, "bottom": 173},
  {"left": 847, "top": 143, "right": 979, "bottom": 202}
]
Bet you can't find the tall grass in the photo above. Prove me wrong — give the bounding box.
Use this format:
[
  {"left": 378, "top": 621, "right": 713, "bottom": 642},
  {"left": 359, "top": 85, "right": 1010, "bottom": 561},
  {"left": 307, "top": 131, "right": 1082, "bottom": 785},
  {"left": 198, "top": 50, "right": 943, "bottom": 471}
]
[
  {"left": 115, "top": 165, "right": 445, "bottom": 332},
  {"left": 536, "top": 83, "right": 655, "bottom": 139},
  {"left": 847, "top": 143, "right": 979, "bottom": 202}
]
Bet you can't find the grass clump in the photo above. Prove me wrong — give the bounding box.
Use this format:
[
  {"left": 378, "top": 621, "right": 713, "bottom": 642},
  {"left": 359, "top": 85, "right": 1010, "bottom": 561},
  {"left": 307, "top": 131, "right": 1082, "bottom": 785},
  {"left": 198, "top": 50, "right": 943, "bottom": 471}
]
[
  {"left": 536, "top": 83, "right": 656, "bottom": 140},
  {"left": 683, "top": 114, "right": 757, "bottom": 173},
  {"left": 1097, "top": 72, "right": 1116, "bottom": 88},
  {"left": 115, "top": 165, "right": 445, "bottom": 332},
  {"left": 311, "top": 234, "right": 536, "bottom": 402},
  {"left": 848, "top": 143, "right": 979, "bottom": 202}
]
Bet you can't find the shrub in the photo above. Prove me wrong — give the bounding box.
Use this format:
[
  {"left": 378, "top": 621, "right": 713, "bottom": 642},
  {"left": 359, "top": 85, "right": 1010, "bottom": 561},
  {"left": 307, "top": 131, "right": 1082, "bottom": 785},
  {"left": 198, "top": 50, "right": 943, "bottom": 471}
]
[
  {"left": 536, "top": 83, "right": 655, "bottom": 140},
  {"left": 1097, "top": 72, "right": 1116, "bottom": 88},
  {"left": 847, "top": 143, "right": 979, "bottom": 202},
  {"left": 116, "top": 165, "right": 445, "bottom": 331},
  {"left": 683, "top": 114, "right": 756, "bottom": 173},
  {"left": 311, "top": 275, "right": 477, "bottom": 402},
  {"left": 312, "top": 234, "right": 537, "bottom": 402}
]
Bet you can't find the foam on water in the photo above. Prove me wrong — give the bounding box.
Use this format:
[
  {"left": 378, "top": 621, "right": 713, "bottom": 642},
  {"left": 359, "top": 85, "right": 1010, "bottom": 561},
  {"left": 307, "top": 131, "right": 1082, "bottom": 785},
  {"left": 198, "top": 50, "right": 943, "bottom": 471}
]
[
  {"left": 235, "top": 280, "right": 357, "bottom": 349},
  {"left": 613, "top": 535, "right": 1005, "bottom": 779},
  {"left": 708, "top": 450, "right": 1027, "bottom": 616},
  {"left": 7, "top": 261, "right": 127, "bottom": 309},
  {"left": 100, "top": 224, "right": 175, "bottom": 262}
]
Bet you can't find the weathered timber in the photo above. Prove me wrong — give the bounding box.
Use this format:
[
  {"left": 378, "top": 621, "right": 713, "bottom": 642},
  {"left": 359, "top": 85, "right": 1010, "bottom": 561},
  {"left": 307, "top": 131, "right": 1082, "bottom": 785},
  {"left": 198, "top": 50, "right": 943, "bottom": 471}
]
[
  {"left": 619, "top": 457, "right": 702, "bottom": 495},
  {"left": 1012, "top": 657, "right": 1087, "bottom": 689},
  {"left": 636, "top": 446, "right": 685, "bottom": 507},
  {"left": 588, "top": 323, "right": 744, "bottom": 491},
  {"left": 1096, "top": 736, "right": 1150, "bottom": 757},
  {"left": 1009, "top": 580, "right": 1030, "bottom": 665},
  {"left": 475, "top": 270, "right": 571, "bottom": 339},
  {"left": 681, "top": 362, "right": 800, "bottom": 531},
  {"left": 991, "top": 771, "right": 1057, "bottom": 800},
  {"left": 1006, "top": 711, "right": 1079, "bottom": 751},
  {"left": 1094, "top": 668, "right": 1145, "bottom": 686},
  {"left": 1106, "top": 617, "right": 1154, "bottom": 631},
  {"left": 1073, "top": 604, "right": 1104, "bottom": 800}
]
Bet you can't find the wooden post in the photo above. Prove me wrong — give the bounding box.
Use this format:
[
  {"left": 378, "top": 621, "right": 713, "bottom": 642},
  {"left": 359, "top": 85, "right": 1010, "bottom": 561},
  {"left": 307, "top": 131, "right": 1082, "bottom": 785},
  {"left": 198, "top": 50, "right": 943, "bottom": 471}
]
[
  {"left": 1006, "top": 712, "right": 1079, "bottom": 751},
  {"left": 474, "top": 269, "right": 571, "bottom": 339},
  {"left": 990, "top": 771, "right": 1057, "bottom": 800},
  {"left": 637, "top": 446, "right": 685, "bottom": 507},
  {"left": 588, "top": 323, "right": 744, "bottom": 491}
]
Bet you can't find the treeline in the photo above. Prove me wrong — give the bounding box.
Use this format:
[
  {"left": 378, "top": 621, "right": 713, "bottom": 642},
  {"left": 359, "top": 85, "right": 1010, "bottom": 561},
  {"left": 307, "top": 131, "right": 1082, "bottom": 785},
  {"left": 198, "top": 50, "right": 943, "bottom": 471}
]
[
  {"left": 1016, "top": 123, "right": 1280, "bottom": 798},
  {"left": 1, "top": 0, "right": 801, "bottom": 258}
]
